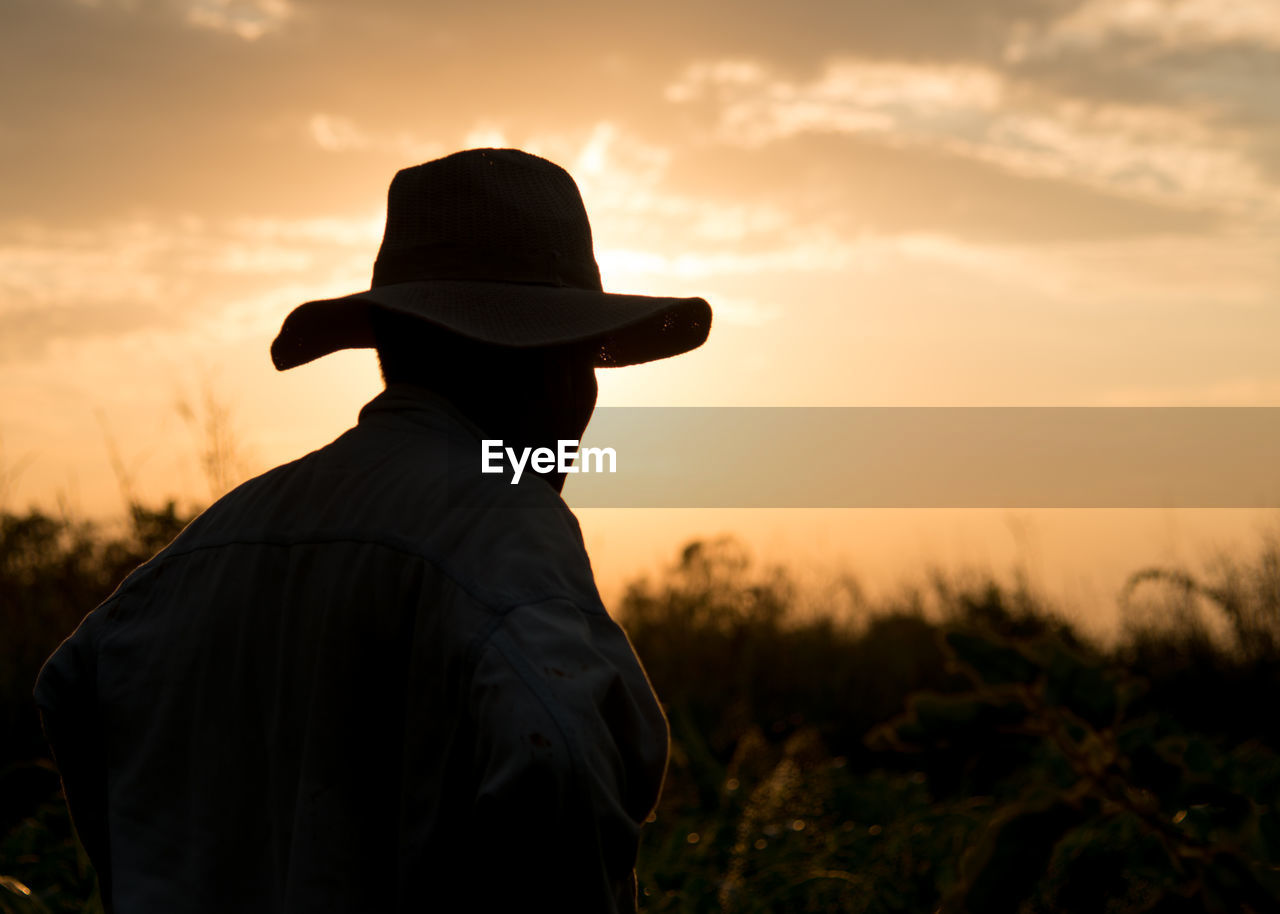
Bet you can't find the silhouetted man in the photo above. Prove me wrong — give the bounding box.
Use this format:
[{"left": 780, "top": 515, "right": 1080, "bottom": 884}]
[{"left": 35, "top": 148, "right": 712, "bottom": 913}]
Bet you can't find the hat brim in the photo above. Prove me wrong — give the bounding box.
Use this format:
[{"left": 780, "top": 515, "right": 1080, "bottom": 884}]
[{"left": 270, "top": 280, "right": 712, "bottom": 370}]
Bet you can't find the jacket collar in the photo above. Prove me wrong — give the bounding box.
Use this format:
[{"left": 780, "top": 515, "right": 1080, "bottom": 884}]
[{"left": 357, "top": 383, "right": 488, "bottom": 442}]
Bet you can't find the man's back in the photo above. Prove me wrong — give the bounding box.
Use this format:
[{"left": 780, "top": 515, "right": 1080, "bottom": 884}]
[{"left": 36, "top": 385, "right": 669, "bottom": 912}]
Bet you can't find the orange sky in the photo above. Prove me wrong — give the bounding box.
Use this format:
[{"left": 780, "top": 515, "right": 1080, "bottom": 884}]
[{"left": 3, "top": 0, "right": 1279, "bottom": 634}]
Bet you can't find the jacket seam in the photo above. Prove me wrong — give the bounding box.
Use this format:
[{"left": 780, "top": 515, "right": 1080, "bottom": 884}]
[{"left": 105, "top": 533, "right": 606, "bottom": 619}]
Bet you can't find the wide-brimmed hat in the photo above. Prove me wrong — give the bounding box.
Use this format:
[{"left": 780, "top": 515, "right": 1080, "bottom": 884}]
[{"left": 270, "top": 148, "right": 712, "bottom": 370}]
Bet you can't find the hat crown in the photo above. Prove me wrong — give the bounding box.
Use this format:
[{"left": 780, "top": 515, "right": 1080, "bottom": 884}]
[
  {"left": 270, "top": 146, "right": 710, "bottom": 372},
  {"left": 374, "top": 148, "right": 602, "bottom": 290}
]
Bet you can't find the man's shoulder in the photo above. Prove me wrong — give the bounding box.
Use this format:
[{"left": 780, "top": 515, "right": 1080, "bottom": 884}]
[
  {"left": 400, "top": 434, "right": 604, "bottom": 613},
  {"left": 149, "top": 403, "right": 604, "bottom": 615},
  {"left": 353, "top": 386, "right": 604, "bottom": 610}
]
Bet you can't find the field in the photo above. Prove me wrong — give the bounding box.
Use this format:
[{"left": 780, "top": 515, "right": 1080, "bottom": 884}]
[{"left": 2, "top": 505, "right": 1279, "bottom": 912}]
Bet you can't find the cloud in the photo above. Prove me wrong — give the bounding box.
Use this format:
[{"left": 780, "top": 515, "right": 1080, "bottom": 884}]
[
  {"left": 0, "top": 215, "right": 379, "bottom": 361},
  {"left": 598, "top": 237, "right": 854, "bottom": 281},
  {"left": 0, "top": 221, "right": 179, "bottom": 358},
  {"left": 662, "top": 131, "right": 1219, "bottom": 248},
  {"left": 23, "top": 0, "right": 1271, "bottom": 235},
  {"left": 63, "top": 0, "right": 295, "bottom": 40},
  {"left": 668, "top": 58, "right": 1005, "bottom": 134},
  {"left": 462, "top": 124, "right": 510, "bottom": 150},
  {"left": 999, "top": 1, "right": 1280, "bottom": 130},
  {"left": 184, "top": 0, "right": 293, "bottom": 40},
  {"left": 307, "top": 114, "right": 447, "bottom": 163},
  {"left": 308, "top": 115, "right": 371, "bottom": 153},
  {"left": 1017, "top": 0, "right": 1280, "bottom": 56},
  {"left": 890, "top": 232, "right": 1280, "bottom": 310},
  {"left": 667, "top": 56, "right": 1279, "bottom": 221},
  {"left": 697, "top": 296, "right": 779, "bottom": 327}
]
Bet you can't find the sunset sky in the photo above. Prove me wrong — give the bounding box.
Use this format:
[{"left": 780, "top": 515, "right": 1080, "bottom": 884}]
[{"left": 3, "top": 0, "right": 1279, "bottom": 632}]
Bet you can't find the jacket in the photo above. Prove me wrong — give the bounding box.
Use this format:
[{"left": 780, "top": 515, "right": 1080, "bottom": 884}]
[{"left": 34, "top": 383, "right": 670, "bottom": 913}]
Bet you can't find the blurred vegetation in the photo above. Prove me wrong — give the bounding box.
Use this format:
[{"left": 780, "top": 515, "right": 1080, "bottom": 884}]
[
  {"left": 624, "top": 536, "right": 1280, "bottom": 913},
  {"left": 2, "top": 511, "right": 1280, "bottom": 912},
  {"left": 1, "top": 502, "right": 194, "bottom": 914}
]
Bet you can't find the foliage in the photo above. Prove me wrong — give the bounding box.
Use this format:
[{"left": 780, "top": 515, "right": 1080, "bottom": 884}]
[
  {"left": 629, "top": 535, "right": 1280, "bottom": 913},
  {"left": 0, "top": 502, "right": 194, "bottom": 768},
  {"left": 0, "top": 502, "right": 194, "bottom": 913},
  {"left": 870, "top": 630, "right": 1280, "bottom": 912}
]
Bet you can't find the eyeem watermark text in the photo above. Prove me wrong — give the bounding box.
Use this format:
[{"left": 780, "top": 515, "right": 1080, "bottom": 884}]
[{"left": 481, "top": 439, "right": 617, "bottom": 484}]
